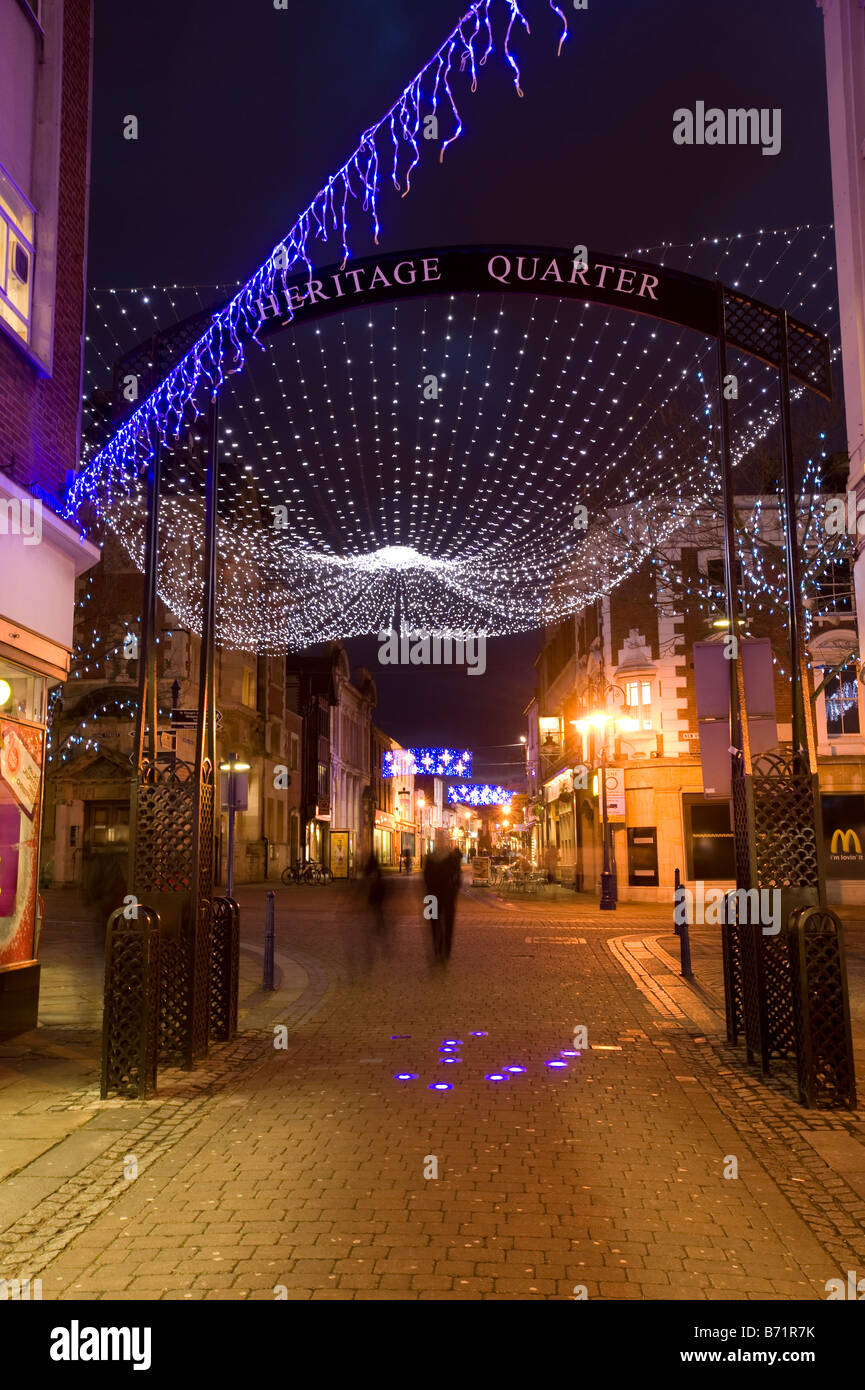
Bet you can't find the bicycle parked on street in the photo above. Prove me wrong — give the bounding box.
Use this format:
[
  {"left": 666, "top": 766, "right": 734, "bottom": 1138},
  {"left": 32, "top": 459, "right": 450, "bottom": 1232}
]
[{"left": 281, "top": 860, "right": 333, "bottom": 886}]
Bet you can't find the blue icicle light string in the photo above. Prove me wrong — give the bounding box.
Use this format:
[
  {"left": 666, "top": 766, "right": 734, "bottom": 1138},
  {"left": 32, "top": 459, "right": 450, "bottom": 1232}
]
[{"left": 64, "top": 0, "right": 567, "bottom": 525}]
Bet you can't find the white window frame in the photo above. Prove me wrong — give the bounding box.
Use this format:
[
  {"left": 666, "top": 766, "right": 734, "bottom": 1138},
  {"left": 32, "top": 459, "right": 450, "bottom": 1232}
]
[
  {"left": 625, "top": 677, "right": 654, "bottom": 731},
  {"left": 0, "top": 159, "right": 35, "bottom": 350},
  {"left": 819, "top": 662, "right": 862, "bottom": 742}
]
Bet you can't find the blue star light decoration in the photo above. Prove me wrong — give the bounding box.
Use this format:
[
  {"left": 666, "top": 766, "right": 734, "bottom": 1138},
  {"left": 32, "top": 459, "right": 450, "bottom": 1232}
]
[
  {"left": 383, "top": 747, "right": 473, "bottom": 778},
  {"left": 447, "top": 783, "right": 514, "bottom": 807}
]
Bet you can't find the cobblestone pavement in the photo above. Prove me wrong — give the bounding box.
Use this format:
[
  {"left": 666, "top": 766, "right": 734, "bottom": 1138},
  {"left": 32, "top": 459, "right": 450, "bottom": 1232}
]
[{"left": 1, "top": 877, "right": 864, "bottom": 1301}]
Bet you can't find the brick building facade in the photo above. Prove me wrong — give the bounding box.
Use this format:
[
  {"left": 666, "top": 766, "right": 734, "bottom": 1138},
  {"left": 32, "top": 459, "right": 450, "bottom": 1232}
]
[
  {"left": 0, "top": 0, "right": 92, "bottom": 492},
  {"left": 0, "top": 0, "right": 100, "bottom": 1037},
  {"left": 527, "top": 498, "right": 865, "bottom": 904}
]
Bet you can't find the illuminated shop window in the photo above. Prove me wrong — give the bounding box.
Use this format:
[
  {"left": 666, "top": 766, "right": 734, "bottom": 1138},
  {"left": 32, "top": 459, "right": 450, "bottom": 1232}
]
[{"left": 0, "top": 657, "right": 46, "bottom": 724}]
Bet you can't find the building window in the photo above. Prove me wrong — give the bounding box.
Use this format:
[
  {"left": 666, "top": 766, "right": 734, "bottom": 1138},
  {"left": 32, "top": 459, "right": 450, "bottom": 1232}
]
[
  {"left": 241, "top": 667, "right": 256, "bottom": 708},
  {"left": 825, "top": 665, "right": 860, "bottom": 737},
  {"left": 705, "top": 556, "right": 743, "bottom": 596},
  {"left": 684, "top": 796, "right": 735, "bottom": 880},
  {"left": 290, "top": 733, "right": 299, "bottom": 771},
  {"left": 87, "top": 804, "right": 130, "bottom": 848},
  {"left": 812, "top": 559, "right": 853, "bottom": 617},
  {"left": 0, "top": 160, "right": 35, "bottom": 348},
  {"left": 705, "top": 555, "right": 744, "bottom": 625},
  {"left": 626, "top": 679, "right": 653, "bottom": 730}
]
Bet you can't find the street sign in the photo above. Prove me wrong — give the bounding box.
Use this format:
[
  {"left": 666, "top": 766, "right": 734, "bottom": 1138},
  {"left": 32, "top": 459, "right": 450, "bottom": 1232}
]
[
  {"left": 169, "top": 708, "right": 223, "bottom": 728},
  {"left": 604, "top": 769, "right": 626, "bottom": 819}
]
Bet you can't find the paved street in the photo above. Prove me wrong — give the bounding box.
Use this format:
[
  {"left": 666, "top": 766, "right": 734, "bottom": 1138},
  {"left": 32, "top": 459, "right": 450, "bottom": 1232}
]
[{"left": 1, "top": 877, "right": 865, "bottom": 1301}]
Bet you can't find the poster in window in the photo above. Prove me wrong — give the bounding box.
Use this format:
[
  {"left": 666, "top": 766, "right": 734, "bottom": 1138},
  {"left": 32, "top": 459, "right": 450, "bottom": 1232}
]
[
  {"left": 330, "top": 830, "right": 350, "bottom": 879},
  {"left": 0, "top": 804, "right": 20, "bottom": 922},
  {"left": 0, "top": 721, "right": 41, "bottom": 818},
  {"left": 821, "top": 794, "right": 865, "bottom": 880},
  {"left": 0, "top": 721, "right": 44, "bottom": 966}
]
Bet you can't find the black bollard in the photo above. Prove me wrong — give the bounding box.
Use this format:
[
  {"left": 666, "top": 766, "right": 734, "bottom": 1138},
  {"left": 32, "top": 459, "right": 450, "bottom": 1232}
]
[
  {"left": 264, "top": 890, "right": 276, "bottom": 991},
  {"left": 673, "top": 869, "right": 693, "bottom": 979},
  {"left": 679, "top": 916, "right": 693, "bottom": 980}
]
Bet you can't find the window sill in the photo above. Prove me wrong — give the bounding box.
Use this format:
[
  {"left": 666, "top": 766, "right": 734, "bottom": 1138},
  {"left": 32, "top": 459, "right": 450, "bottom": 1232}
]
[{"left": 0, "top": 312, "right": 50, "bottom": 379}]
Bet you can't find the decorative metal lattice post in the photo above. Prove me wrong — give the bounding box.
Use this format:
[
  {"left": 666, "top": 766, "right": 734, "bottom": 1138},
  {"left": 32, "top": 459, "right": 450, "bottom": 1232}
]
[
  {"left": 717, "top": 290, "right": 849, "bottom": 1096},
  {"left": 102, "top": 384, "right": 230, "bottom": 1091},
  {"left": 186, "top": 394, "right": 220, "bottom": 1065}
]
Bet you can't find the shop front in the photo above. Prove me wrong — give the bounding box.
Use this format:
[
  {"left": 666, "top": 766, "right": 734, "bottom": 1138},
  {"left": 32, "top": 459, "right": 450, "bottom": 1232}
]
[
  {"left": 0, "top": 656, "right": 48, "bottom": 1036},
  {"left": 374, "top": 809, "right": 397, "bottom": 866},
  {"left": 306, "top": 809, "right": 330, "bottom": 866},
  {"left": 400, "top": 830, "right": 416, "bottom": 865},
  {"left": 0, "top": 496, "right": 100, "bottom": 1037}
]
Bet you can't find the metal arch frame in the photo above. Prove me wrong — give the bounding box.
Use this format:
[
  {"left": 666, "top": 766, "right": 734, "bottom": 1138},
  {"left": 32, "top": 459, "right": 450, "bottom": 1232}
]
[
  {"left": 103, "top": 245, "right": 835, "bottom": 1095},
  {"left": 105, "top": 245, "right": 832, "bottom": 435}
]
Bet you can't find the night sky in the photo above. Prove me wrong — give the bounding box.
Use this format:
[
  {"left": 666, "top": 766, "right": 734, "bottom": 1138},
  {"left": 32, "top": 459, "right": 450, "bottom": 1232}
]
[{"left": 87, "top": 0, "right": 835, "bottom": 785}]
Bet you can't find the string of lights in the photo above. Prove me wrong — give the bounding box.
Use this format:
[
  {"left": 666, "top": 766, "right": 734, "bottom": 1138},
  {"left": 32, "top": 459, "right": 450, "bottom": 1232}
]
[
  {"left": 650, "top": 462, "right": 853, "bottom": 681},
  {"left": 72, "top": 223, "right": 840, "bottom": 655},
  {"left": 66, "top": 0, "right": 568, "bottom": 524},
  {"left": 447, "top": 783, "right": 514, "bottom": 806},
  {"left": 383, "top": 748, "right": 473, "bottom": 777}
]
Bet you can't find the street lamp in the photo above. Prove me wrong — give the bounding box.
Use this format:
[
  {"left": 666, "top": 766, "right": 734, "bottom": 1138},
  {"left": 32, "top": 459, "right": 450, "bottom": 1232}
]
[{"left": 219, "top": 754, "right": 250, "bottom": 898}]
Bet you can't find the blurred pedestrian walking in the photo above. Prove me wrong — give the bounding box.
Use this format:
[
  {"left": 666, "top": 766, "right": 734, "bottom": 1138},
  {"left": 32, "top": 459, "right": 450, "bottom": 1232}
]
[
  {"left": 423, "top": 839, "right": 461, "bottom": 964},
  {"left": 364, "top": 850, "right": 386, "bottom": 927},
  {"left": 544, "top": 842, "right": 559, "bottom": 883},
  {"left": 365, "top": 850, "right": 393, "bottom": 956},
  {"left": 345, "top": 851, "right": 392, "bottom": 979}
]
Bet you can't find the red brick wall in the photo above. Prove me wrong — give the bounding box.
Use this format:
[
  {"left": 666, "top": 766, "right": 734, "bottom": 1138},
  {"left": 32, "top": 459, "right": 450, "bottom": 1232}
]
[
  {"left": 607, "top": 550, "right": 796, "bottom": 729},
  {"left": 609, "top": 566, "right": 660, "bottom": 663},
  {"left": 0, "top": 0, "right": 92, "bottom": 497}
]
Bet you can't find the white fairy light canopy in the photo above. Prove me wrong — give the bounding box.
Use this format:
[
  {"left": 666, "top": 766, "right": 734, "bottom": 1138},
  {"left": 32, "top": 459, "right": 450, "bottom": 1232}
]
[
  {"left": 66, "top": 0, "right": 837, "bottom": 652},
  {"left": 76, "top": 223, "right": 838, "bottom": 652}
]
